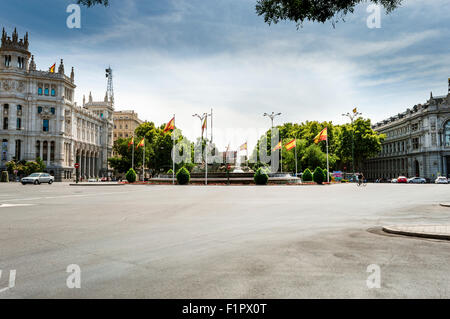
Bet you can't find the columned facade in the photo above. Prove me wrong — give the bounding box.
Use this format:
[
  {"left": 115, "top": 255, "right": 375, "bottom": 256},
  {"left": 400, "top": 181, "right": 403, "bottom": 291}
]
[
  {"left": 0, "top": 28, "right": 114, "bottom": 181},
  {"left": 366, "top": 89, "right": 450, "bottom": 181}
]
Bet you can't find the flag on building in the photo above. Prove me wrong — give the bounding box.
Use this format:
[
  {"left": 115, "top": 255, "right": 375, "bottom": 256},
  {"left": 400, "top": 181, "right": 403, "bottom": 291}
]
[
  {"left": 314, "top": 128, "right": 328, "bottom": 144},
  {"left": 128, "top": 136, "right": 134, "bottom": 148},
  {"left": 272, "top": 141, "right": 282, "bottom": 152},
  {"left": 136, "top": 138, "right": 145, "bottom": 149},
  {"left": 353, "top": 107, "right": 357, "bottom": 114},
  {"left": 240, "top": 142, "right": 247, "bottom": 151},
  {"left": 49, "top": 63, "right": 56, "bottom": 73},
  {"left": 163, "top": 117, "right": 175, "bottom": 132},
  {"left": 285, "top": 139, "right": 296, "bottom": 151}
]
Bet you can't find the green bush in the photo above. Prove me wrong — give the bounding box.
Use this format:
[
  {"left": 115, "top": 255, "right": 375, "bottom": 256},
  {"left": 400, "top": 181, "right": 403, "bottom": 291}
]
[
  {"left": 25, "top": 161, "right": 41, "bottom": 176},
  {"left": 313, "top": 167, "right": 325, "bottom": 184},
  {"left": 125, "top": 168, "right": 137, "bottom": 183},
  {"left": 176, "top": 167, "right": 190, "bottom": 185},
  {"left": 302, "top": 168, "right": 313, "bottom": 182},
  {"left": 1, "top": 171, "right": 9, "bottom": 183},
  {"left": 254, "top": 167, "right": 269, "bottom": 185},
  {"left": 167, "top": 169, "right": 174, "bottom": 174}
]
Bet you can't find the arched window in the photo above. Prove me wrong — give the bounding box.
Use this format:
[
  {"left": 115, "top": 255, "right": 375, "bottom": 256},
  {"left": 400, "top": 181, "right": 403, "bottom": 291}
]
[
  {"left": 36, "top": 140, "right": 41, "bottom": 159},
  {"left": 445, "top": 121, "right": 450, "bottom": 147},
  {"left": 43, "top": 141, "right": 48, "bottom": 161},
  {"left": 50, "top": 141, "right": 55, "bottom": 162}
]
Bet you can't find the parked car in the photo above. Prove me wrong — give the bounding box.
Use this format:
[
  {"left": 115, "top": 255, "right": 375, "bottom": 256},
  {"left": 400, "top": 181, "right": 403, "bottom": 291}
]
[
  {"left": 407, "top": 177, "right": 426, "bottom": 184},
  {"left": 391, "top": 178, "right": 398, "bottom": 183},
  {"left": 21, "top": 172, "right": 54, "bottom": 185},
  {"left": 396, "top": 176, "right": 408, "bottom": 183},
  {"left": 435, "top": 176, "right": 449, "bottom": 184}
]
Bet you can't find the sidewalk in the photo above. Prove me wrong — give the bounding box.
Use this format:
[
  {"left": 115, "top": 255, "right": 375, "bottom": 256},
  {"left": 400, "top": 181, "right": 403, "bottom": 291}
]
[{"left": 383, "top": 225, "right": 450, "bottom": 241}]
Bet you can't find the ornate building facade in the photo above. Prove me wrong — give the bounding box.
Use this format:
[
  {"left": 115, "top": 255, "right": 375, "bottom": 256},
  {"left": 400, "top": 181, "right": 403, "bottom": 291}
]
[
  {"left": 113, "top": 110, "right": 143, "bottom": 142},
  {"left": 0, "top": 28, "right": 114, "bottom": 181},
  {"left": 365, "top": 84, "right": 450, "bottom": 180}
]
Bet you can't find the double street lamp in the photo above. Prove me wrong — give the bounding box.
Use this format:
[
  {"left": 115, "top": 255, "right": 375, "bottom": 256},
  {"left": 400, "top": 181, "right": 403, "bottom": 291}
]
[
  {"left": 342, "top": 109, "right": 362, "bottom": 177},
  {"left": 264, "top": 112, "right": 282, "bottom": 172}
]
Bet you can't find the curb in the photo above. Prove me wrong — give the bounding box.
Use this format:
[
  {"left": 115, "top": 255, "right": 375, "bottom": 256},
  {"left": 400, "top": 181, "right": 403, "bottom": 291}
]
[
  {"left": 382, "top": 225, "right": 450, "bottom": 241},
  {"left": 69, "top": 183, "right": 124, "bottom": 186}
]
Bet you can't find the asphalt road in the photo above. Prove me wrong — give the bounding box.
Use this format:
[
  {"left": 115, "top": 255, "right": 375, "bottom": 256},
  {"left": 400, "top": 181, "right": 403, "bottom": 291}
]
[{"left": 1, "top": 183, "right": 450, "bottom": 298}]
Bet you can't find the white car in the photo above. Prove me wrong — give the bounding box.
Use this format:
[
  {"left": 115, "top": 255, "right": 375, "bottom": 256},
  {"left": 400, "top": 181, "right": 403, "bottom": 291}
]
[
  {"left": 435, "top": 176, "right": 448, "bottom": 184},
  {"left": 407, "top": 177, "right": 426, "bottom": 184},
  {"left": 21, "top": 172, "right": 54, "bottom": 185},
  {"left": 391, "top": 178, "right": 398, "bottom": 183}
]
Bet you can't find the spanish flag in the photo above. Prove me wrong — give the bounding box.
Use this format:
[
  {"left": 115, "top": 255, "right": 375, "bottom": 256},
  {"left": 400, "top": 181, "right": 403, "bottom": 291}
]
[
  {"left": 314, "top": 128, "right": 328, "bottom": 144},
  {"left": 285, "top": 139, "right": 296, "bottom": 151},
  {"left": 240, "top": 142, "right": 247, "bottom": 151},
  {"left": 136, "top": 138, "right": 145, "bottom": 149},
  {"left": 128, "top": 136, "right": 134, "bottom": 148},
  {"left": 163, "top": 117, "right": 175, "bottom": 133},
  {"left": 201, "top": 117, "right": 207, "bottom": 135},
  {"left": 272, "top": 141, "right": 282, "bottom": 152},
  {"left": 49, "top": 63, "right": 56, "bottom": 73}
]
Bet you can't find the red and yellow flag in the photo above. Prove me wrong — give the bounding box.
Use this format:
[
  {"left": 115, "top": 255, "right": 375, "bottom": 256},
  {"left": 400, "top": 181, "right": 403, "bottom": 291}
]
[
  {"left": 49, "top": 63, "right": 56, "bottom": 73},
  {"left": 240, "top": 142, "right": 247, "bottom": 151},
  {"left": 136, "top": 138, "right": 145, "bottom": 149},
  {"left": 163, "top": 117, "right": 175, "bottom": 133},
  {"left": 201, "top": 117, "right": 207, "bottom": 136},
  {"left": 272, "top": 141, "right": 282, "bottom": 152},
  {"left": 285, "top": 139, "right": 296, "bottom": 151},
  {"left": 314, "top": 128, "right": 328, "bottom": 144},
  {"left": 128, "top": 136, "right": 134, "bottom": 147}
]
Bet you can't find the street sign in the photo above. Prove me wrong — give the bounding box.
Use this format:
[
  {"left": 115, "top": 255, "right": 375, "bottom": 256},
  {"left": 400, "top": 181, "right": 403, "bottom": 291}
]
[{"left": 74, "top": 163, "right": 80, "bottom": 169}]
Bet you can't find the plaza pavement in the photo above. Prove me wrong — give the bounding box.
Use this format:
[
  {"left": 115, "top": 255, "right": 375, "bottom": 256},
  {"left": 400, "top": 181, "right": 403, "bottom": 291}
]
[{"left": 0, "top": 182, "right": 450, "bottom": 298}]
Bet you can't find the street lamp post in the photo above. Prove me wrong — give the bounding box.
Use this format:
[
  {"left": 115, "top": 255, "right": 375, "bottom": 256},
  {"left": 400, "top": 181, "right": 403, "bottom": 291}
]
[
  {"left": 193, "top": 113, "right": 208, "bottom": 185},
  {"left": 264, "top": 112, "right": 282, "bottom": 172},
  {"left": 342, "top": 109, "right": 362, "bottom": 178}
]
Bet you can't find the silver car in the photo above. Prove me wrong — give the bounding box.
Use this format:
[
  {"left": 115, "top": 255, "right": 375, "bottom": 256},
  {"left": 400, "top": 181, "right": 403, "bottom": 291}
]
[
  {"left": 407, "top": 177, "right": 426, "bottom": 184},
  {"left": 21, "top": 173, "right": 54, "bottom": 185}
]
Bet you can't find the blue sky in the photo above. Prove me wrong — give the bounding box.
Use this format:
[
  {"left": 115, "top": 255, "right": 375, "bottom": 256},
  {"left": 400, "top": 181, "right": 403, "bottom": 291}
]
[{"left": 2, "top": 0, "right": 450, "bottom": 150}]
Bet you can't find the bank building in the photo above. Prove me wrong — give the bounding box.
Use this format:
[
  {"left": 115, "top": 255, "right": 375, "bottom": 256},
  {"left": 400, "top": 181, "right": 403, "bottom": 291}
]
[
  {"left": 0, "top": 28, "right": 114, "bottom": 181},
  {"left": 365, "top": 80, "right": 450, "bottom": 181}
]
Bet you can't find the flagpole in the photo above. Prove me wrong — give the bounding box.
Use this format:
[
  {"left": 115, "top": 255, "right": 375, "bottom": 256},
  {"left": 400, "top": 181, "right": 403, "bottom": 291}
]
[
  {"left": 326, "top": 130, "right": 330, "bottom": 183},
  {"left": 172, "top": 114, "right": 175, "bottom": 185},
  {"left": 205, "top": 113, "right": 208, "bottom": 186},
  {"left": 142, "top": 139, "right": 145, "bottom": 182},
  {"left": 132, "top": 135, "right": 134, "bottom": 170},
  {"left": 295, "top": 141, "right": 297, "bottom": 176},
  {"left": 280, "top": 139, "right": 283, "bottom": 173}
]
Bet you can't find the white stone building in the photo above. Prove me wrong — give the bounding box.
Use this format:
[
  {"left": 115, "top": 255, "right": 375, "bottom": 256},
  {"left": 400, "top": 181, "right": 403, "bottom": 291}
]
[
  {"left": 366, "top": 83, "right": 450, "bottom": 181},
  {"left": 0, "top": 28, "right": 113, "bottom": 181}
]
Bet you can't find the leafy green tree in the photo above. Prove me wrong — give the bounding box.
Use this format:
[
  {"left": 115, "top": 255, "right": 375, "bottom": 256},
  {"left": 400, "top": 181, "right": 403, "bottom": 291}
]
[
  {"left": 336, "top": 118, "right": 385, "bottom": 171},
  {"left": 256, "top": 0, "right": 402, "bottom": 27}
]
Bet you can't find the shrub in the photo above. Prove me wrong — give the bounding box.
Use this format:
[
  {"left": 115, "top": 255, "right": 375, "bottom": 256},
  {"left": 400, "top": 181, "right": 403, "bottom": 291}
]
[
  {"left": 176, "top": 167, "right": 190, "bottom": 185},
  {"left": 1, "top": 171, "right": 9, "bottom": 183},
  {"left": 302, "top": 168, "right": 313, "bottom": 182},
  {"left": 167, "top": 169, "right": 174, "bottom": 174},
  {"left": 25, "top": 161, "right": 41, "bottom": 176},
  {"left": 313, "top": 167, "right": 325, "bottom": 184},
  {"left": 125, "top": 168, "right": 137, "bottom": 183},
  {"left": 254, "top": 167, "right": 269, "bottom": 185}
]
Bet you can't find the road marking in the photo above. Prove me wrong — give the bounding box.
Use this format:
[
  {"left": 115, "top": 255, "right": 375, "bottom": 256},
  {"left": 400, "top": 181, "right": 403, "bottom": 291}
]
[{"left": 0, "top": 203, "right": 35, "bottom": 208}]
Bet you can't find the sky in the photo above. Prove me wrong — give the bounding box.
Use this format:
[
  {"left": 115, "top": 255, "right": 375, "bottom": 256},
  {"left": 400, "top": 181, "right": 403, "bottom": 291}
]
[{"left": 1, "top": 0, "right": 450, "bottom": 151}]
